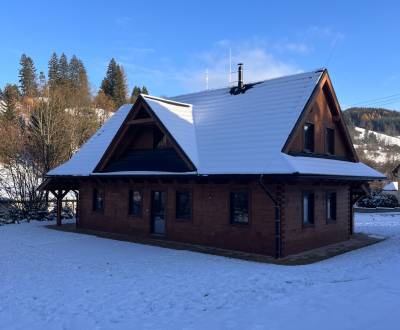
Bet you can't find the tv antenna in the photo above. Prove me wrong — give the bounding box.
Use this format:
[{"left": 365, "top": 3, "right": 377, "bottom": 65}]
[
  {"left": 205, "top": 69, "right": 209, "bottom": 90},
  {"left": 229, "top": 47, "right": 232, "bottom": 84}
]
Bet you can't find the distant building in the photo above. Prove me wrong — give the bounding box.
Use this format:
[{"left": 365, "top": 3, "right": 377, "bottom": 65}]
[{"left": 40, "top": 68, "right": 385, "bottom": 258}]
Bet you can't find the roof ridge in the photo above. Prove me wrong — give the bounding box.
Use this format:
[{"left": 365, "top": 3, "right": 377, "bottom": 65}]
[
  {"left": 171, "top": 68, "right": 326, "bottom": 99},
  {"left": 142, "top": 94, "right": 192, "bottom": 107}
]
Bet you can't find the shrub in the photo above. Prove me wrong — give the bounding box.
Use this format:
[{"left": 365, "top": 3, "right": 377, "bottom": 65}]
[{"left": 357, "top": 193, "right": 399, "bottom": 208}]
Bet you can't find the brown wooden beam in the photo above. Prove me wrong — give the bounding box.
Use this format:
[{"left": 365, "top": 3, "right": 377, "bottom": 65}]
[
  {"left": 56, "top": 190, "right": 62, "bottom": 226},
  {"left": 126, "top": 118, "right": 155, "bottom": 125}
]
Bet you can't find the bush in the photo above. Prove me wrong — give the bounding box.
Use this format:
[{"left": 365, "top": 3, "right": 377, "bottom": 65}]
[
  {"left": 48, "top": 205, "right": 75, "bottom": 220},
  {"left": 357, "top": 193, "right": 399, "bottom": 208}
]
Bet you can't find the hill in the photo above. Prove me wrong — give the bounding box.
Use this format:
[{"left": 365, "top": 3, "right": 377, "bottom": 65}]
[
  {"left": 343, "top": 107, "right": 400, "bottom": 179},
  {"left": 343, "top": 107, "right": 400, "bottom": 136}
]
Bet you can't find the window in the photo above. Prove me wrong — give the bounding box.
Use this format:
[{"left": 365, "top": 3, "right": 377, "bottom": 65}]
[
  {"left": 326, "top": 192, "right": 337, "bottom": 221},
  {"left": 303, "top": 123, "right": 315, "bottom": 152},
  {"left": 230, "top": 192, "right": 249, "bottom": 224},
  {"left": 326, "top": 128, "right": 335, "bottom": 155},
  {"left": 175, "top": 191, "right": 192, "bottom": 220},
  {"left": 93, "top": 188, "right": 104, "bottom": 212},
  {"left": 303, "top": 192, "right": 314, "bottom": 225},
  {"left": 129, "top": 190, "right": 142, "bottom": 217},
  {"left": 153, "top": 129, "right": 168, "bottom": 149}
]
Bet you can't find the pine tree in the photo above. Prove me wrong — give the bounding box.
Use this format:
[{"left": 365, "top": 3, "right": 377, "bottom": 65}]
[
  {"left": 2, "top": 84, "right": 20, "bottom": 121},
  {"left": 100, "top": 58, "right": 117, "bottom": 97},
  {"left": 141, "top": 86, "right": 148, "bottom": 95},
  {"left": 69, "top": 55, "right": 81, "bottom": 89},
  {"left": 100, "top": 58, "right": 127, "bottom": 108},
  {"left": 130, "top": 86, "right": 141, "bottom": 103},
  {"left": 48, "top": 52, "right": 59, "bottom": 89},
  {"left": 38, "top": 71, "right": 47, "bottom": 96},
  {"left": 68, "top": 55, "right": 90, "bottom": 104},
  {"left": 19, "top": 54, "right": 38, "bottom": 98},
  {"left": 113, "top": 66, "right": 127, "bottom": 107},
  {"left": 58, "top": 53, "right": 69, "bottom": 86}
]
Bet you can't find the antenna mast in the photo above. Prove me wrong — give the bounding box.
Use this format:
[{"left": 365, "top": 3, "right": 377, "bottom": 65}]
[{"left": 229, "top": 47, "right": 232, "bottom": 84}]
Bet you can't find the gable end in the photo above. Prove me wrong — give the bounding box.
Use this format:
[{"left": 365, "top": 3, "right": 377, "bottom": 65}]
[
  {"left": 282, "top": 70, "right": 358, "bottom": 162},
  {"left": 94, "top": 96, "right": 197, "bottom": 173}
]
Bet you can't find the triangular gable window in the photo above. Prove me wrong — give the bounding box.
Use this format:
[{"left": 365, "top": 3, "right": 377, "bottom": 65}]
[{"left": 94, "top": 98, "right": 195, "bottom": 173}]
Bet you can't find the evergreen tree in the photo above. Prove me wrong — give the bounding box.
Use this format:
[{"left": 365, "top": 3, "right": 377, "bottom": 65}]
[
  {"left": 2, "top": 84, "right": 20, "bottom": 121},
  {"left": 19, "top": 54, "right": 38, "bottom": 98},
  {"left": 100, "top": 58, "right": 127, "bottom": 108},
  {"left": 48, "top": 52, "right": 59, "bottom": 89},
  {"left": 38, "top": 71, "right": 47, "bottom": 96},
  {"left": 68, "top": 55, "right": 90, "bottom": 104},
  {"left": 69, "top": 55, "right": 81, "bottom": 89},
  {"left": 141, "top": 86, "right": 148, "bottom": 95},
  {"left": 100, "top": 58, "right": 117, "bottom": 97},
  {"left": 58, "top": 53, "right": 69, "bottom": 86},
  {"left": 130, "top": 86, "right": 141, "bottom": 103}
]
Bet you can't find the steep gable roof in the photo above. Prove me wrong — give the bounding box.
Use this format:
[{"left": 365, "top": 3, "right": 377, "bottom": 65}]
[
  {"left": 47, "top": 104, "right": 132, "bottom": 176},
  {"left": 171, "top": 70, "right": 323, "bottom": 173},
  {"left": 47, "top": 69, "right": 385, "bottom": 179},
  {"left": 142, "top": 95, "right": 199, "bottom": 167}
]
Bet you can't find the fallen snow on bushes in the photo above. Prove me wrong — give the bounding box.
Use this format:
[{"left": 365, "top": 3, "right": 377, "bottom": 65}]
[{"left": 0, "top": 213, "right": 399, "bottom": 330}]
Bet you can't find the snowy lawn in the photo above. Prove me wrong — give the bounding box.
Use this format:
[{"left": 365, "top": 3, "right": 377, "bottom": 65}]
[{"left": 0, "top": 213, "right": 399, "bottom": 330}]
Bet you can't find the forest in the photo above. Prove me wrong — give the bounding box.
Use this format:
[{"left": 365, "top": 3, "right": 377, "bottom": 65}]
[
  {"left": 343, "top": 107, "right": 400, "bottom": 136},
  {"left": 0, "top": 53, "right": 148, "bottom": 220}
]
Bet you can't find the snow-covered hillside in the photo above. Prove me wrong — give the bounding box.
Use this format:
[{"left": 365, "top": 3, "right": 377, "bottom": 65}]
[
  {"left": 353, "top": 126, "right": 400, "bottom": 164},
  {"left": 355, "top": 126, "right": 400, "bottom": 146},
  {"left": 0, "top": 213, "right": 399, "bottom": 329}
]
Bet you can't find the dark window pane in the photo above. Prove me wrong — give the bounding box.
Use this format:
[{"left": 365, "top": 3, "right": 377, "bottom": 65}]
[
  {"left": 176, "top": 191, "right": 191, "bottom": 220},
  {"left": 303, "top": 192, "right": 314, "bottom": 224},
  {"left": 304, "top": 123, "right": 315, "bottom": 152},
  {"left": 129, "top": 190, "right": 142, "bottom": 217},
  {"left": 153, "top": 128, "right": 168, "bottom": 149},
  {"left": 93, "top": 188, "right": 104, "bottom": 212},
  {"left": 230, "top": 192, "right": 249, "bottom": 224},
  {"left": 326, "top": 128, "right": 335, "bottom": 155},
  {"left": 327, "top": 192, "right": 337, "bottom": 220}
]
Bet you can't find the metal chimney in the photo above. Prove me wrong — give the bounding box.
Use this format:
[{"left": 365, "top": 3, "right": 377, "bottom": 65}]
[{"left": 238, "top": 63, "right": 243, "bottom": 89}]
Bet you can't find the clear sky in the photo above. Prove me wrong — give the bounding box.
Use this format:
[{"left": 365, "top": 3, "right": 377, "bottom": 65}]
[{"left": 1, "top": 0, "right": 399, "bottom": 109}]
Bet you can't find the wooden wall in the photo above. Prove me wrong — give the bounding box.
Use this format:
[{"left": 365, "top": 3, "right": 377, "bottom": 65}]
[
  {"left": 282, "top": 183, "right": 350, "bottom": 255},
  {"left": 286, "top": 85, "right": 354, "bottom": 160},
  {"left": 78, "top": 178, "right": 352, "bottom": 257}
]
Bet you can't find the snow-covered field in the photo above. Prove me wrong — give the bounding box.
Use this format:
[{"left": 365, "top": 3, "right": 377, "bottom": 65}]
[
  {"left": 0, "top": 213, "right": 399, "bottom": 330},
  {"left": 355, "top": 126, "right": 400, "bottom": 146}
]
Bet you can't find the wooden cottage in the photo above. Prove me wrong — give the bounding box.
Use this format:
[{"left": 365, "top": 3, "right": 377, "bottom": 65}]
[{"left": 40, "top": 68, "right": 384, "bottom": 258}]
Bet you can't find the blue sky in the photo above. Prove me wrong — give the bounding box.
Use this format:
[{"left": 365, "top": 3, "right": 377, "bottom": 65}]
[{"left": 1, "top": 0, "right": 399, "bottom": 109}]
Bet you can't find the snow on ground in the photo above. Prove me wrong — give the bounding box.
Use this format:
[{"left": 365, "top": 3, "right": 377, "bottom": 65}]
[
  {"left": 1, "top": 213, "right": 400, "bottom": 330},
  {"left": 355, "top": 126, "right": 400, "bottom": 146}
]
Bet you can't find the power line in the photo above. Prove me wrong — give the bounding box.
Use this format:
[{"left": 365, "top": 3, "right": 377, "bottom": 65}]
[{"left": 349, "top": 92, "right": 400, "bottom": 107}]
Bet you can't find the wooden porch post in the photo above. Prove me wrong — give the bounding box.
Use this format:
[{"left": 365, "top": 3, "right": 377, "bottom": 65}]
[
  {"left": 74, "top": 190, "right": 79, "bottom": 228},
  {"left": 53, "top": 189, "right": 69, "bottom": 226},
  {"left": 56, "top": 190, "right": 62, "bottom": 226}
]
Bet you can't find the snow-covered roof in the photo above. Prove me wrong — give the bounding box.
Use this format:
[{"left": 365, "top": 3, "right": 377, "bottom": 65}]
[
  {"left": 142, "top": 95, "right": 199, "bottom": 167},
  {"left": 383, "top": 181, "right": 398, "bottom": 191},
  {"left": 47, "top": 69, "right": 385, "bottom": 179},
  {"left": 47, "top": 104, "right": 132, "bottom": 176}
]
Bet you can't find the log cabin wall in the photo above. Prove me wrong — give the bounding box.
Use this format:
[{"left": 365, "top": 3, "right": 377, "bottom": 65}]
[
  {"left": 78, "top": 178, "right": 352, "bottom": 257},
  {"left": 78, "top": 178, "right": 277, "bottom": 256},
  {"left": 283, "top": 182, "right": 350, "bottom": 256}
]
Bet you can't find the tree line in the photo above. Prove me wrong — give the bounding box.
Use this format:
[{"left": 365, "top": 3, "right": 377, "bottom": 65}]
[
  {"left": 0, "top": 53, "right": 149, "bottom": 113},
  {"left": 343, "top": 107, "right": 400, "bottom": 137},
  {"left": 0, "top": 53, "right": 149, "bottom": 220}
]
